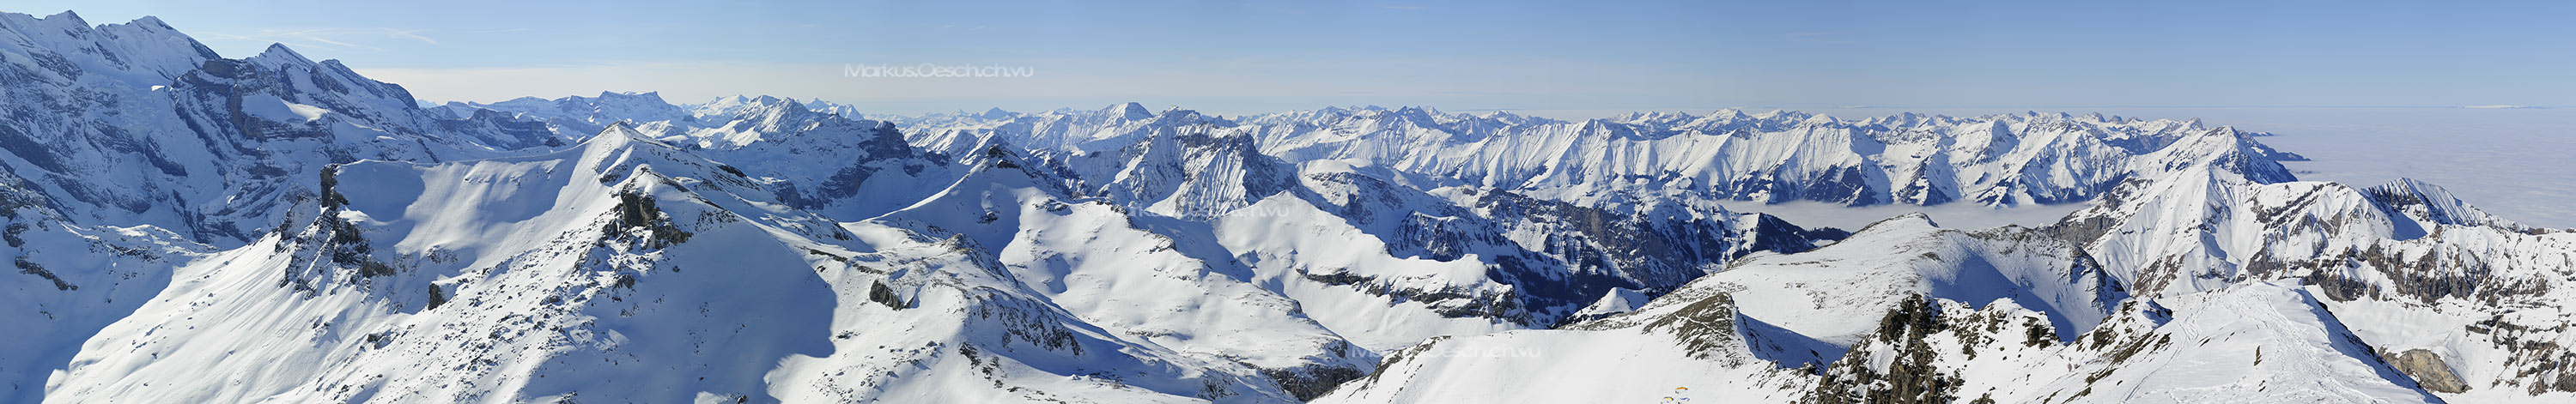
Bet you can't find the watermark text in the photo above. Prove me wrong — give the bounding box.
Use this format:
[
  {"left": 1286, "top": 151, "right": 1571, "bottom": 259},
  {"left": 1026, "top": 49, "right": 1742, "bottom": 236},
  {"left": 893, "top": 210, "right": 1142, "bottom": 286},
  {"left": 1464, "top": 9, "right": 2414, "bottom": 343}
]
[{"left": 843, "top": 63, "right": 1035, "bottom": 78}]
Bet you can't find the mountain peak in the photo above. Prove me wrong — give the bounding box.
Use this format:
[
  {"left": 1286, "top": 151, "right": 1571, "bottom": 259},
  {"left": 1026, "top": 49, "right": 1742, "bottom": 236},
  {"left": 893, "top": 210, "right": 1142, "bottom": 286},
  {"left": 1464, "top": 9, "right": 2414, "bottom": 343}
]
[
  {"left": 2209, "top": 125, "right": 2243, "bottom": 138},
  {"left": 1853, "top": 212, "right": 1941, "bottom": 234},
  {"left": 957, "top": 135, "right": 1038, "bottom": 173},
  {"left": 580, "top": 121, "right": 679, "bottom": 160},
  {"left": 705, "top": 94, "right": 750, "bottom": 105},
  {"left": 756, "top": 96, "right": 807, "bottom": 112},
  {"left": 2364, "top": 178, "right": 2533, "bottom": 232},
  {"left": 1752, "top": 109, "right": 1801, "bottom": 119},
  {"left": 598, "top": 121, "right": 642, "bottom": 139},
  {"left": 600, "top": 90, "right": 659, "bottom": 99},
  {"left": 1799, "top": 112, "right": 1838, "bottom": 125},
  {"left": 1111, "top": 102, "right": 1151, "bottom": 119},
  {"left": 44, "top": 10, "right": 87, "bottom": 27},
  {"left": 131, "top": 15, "right": 171, "bottom": 29},
  {"left": 248, "top": 43, "right": 314, "bottom": 66}
]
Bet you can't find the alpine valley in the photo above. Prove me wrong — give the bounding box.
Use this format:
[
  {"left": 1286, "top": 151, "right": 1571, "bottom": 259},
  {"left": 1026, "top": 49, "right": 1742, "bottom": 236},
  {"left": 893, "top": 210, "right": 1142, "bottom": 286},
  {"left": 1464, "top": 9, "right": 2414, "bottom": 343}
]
[{"left": 3, "top": 10, "right": 2571, "bottom": 404}]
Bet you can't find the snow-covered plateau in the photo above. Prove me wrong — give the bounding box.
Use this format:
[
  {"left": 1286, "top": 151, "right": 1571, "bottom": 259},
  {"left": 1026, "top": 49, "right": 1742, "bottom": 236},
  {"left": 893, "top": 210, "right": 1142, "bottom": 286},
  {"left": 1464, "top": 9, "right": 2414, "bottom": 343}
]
[{"left": 3, "top": 10, "right": 2570, "bottom": 404}]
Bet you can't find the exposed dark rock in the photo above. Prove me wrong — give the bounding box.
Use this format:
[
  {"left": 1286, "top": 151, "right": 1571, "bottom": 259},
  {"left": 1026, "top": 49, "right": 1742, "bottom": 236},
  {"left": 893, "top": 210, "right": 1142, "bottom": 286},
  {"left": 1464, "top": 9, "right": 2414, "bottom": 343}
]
[
  {"left": 868, "top": 280, "right": 904, "bottom": 310},
  {"left": 605, "top": 189, "right": 692, "bottom": 248},
  {"left": 1807, "top": 294, "right": 1960, "bottom": 404},
  {"left": 1296, "top": 266, "right": 1528, "bottom": 323},
  {"left": 967, "top": 298, "right": 1084, "bottom": 355},
  {"left": 1258, "top": 356, "right": 1369, "bottom": 401},
  {"left": 425, "top": 284, "right": 447, "bottom": 311},
  {"left": 15, "top": 256, "right": 73, "bottom": 291},
  {"left": 3, "top": 222, "right": 27, "bottom": 247},
  {"left": 2381, "top": 348, "right": 2470, "bottom": 393},
  {"left": 1632, "top": 292, "right": 1749, "bottom": 363}
]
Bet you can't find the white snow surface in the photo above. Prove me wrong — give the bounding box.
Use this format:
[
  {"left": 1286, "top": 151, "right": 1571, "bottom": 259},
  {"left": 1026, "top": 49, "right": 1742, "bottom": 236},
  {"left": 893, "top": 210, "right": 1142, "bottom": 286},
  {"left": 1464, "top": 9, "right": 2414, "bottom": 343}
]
[
  {"left": 2020, "top": 281, "right": 2443, "bottom": 404},
  {"left": 1696, "top": 214, "right": 2122, "bottom": 347},
  {"left": 8, "top": 11, "right": 2575, "bottom": 404}
]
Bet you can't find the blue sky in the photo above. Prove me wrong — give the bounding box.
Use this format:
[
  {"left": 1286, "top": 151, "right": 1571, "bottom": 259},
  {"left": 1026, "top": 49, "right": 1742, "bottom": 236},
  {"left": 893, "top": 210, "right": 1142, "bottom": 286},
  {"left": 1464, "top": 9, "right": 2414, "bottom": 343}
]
[{"left": 15, "top": 1, "right": 2573, "bottom": 116}]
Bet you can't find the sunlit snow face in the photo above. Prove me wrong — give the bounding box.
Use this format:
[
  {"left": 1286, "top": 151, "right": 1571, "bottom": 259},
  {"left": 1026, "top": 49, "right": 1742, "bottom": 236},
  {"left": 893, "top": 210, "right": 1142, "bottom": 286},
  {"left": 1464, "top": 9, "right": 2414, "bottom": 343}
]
[{"left": 1801, "top": 106, "right": 2576, "bottom": 229}]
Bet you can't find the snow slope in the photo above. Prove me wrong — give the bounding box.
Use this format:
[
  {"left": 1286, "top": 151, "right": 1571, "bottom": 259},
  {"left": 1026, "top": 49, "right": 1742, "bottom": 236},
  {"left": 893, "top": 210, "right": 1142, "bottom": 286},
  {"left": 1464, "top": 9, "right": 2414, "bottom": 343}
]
[
  {"left": 1692, "top": 214, "right": 2123, "bottom": 348},
  {"left": 1312, "top": 292, "right": 1812, "bottom": 404},
  {"left": 0, "top": 176, "right": 209, "bottom": 402},
  {"left": 9, "top": 10, "right": 2574, "bottom": 404},
  {"left": 46, "top": 126, "right": 1317, "bottom": 403},
  {"left": 2016, "top": 281, "right": 2443, "bottom": 404},
  {"left": 2050, "top": 172, "right": 2576, "bottom": 402},
  {"left": 0, "top": 10, "right": 556, "bottom": 247}
]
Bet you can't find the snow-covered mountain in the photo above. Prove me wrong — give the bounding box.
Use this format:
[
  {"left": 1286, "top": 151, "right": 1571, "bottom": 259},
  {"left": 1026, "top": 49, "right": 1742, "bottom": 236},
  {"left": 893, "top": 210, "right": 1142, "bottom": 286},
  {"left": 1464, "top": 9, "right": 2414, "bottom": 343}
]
[
  {"left": 0, "top": 11, "right": 551, "bottom": 249},
  {"left": 899, "top": 105, "right": 2306, "bottom": 210},
  {"left": 431, "top": 91, "right": 697, "bottom": 142},
  {"left": 2043, "top": 171, "right": 2576, "bottom": 402},
  {"left": 6, "top": 10, "right": 2572, "bottom": 404},
  {"left": 680, "top": 95, "right": 866, "bottom": 123},
  {"left": 1318, "top": 132, "right": 2574, "bottom": 403}
]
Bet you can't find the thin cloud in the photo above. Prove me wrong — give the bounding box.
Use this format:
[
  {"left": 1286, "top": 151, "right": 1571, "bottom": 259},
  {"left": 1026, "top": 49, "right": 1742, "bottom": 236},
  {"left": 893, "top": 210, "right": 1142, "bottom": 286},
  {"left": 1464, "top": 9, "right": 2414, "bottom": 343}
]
[
  {"left": 202, "top": 29, "right": 378, "bottom": 51},
  {"left": 383, "top": 28, "right": 437, "bottom": 45},
  {"left": 199, "top": 27, "right": 448, "bottom": 51}
]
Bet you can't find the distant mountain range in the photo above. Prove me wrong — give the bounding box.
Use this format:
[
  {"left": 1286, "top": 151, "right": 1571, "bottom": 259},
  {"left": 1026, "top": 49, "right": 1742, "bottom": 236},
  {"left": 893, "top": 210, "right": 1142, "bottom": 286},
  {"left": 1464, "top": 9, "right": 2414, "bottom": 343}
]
[{"left": 3, "top": 10, "right": 2569, "bottom": 404}]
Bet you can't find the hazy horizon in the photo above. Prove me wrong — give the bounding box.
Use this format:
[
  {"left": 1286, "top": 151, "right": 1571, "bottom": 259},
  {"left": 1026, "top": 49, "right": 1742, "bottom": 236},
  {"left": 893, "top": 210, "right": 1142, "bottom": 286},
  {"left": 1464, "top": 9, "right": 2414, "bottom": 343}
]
[
  {"left": 10, "top": 1, "right": 2570, "bottom": 117},
  {"left": 3, "top": 3, "right": 2567, "bottom": 227}
]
